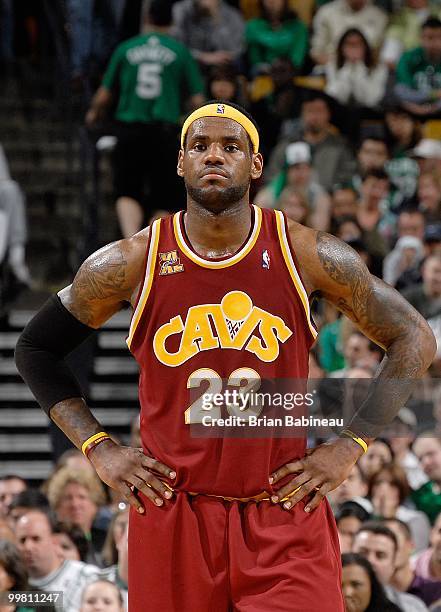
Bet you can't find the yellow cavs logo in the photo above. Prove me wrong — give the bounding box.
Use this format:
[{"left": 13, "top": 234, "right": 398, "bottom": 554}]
[{"left": 153, "top": 291, "right": 292, "bottom": 367}]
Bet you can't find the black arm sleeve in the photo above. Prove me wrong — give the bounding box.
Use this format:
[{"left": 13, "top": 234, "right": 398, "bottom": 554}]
[{"left": 14, "top": 295, "right": 96, "bottom": 416}]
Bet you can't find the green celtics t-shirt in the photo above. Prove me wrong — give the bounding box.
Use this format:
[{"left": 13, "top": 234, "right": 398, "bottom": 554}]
[
  {"left": 396, "top": 46, "right": 441, "bottom": 94},
  {"left": 102, "top": 33, "right": 204, "bottom": 125},
  {"left": 411, "top": 481, "right": 441, "bottom": 524}
]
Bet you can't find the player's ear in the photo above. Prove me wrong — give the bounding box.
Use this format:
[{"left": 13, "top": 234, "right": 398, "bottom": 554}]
[
  {"left": 177, "top": 149, "right": 184, "bottom": 177},
  {"left": 251, "top": 152, "right": 263, "bottom": 180}
]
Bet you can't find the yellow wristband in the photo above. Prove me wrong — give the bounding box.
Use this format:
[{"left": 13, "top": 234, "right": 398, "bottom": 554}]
[
  {"left": 81, "top": 432, "right": 110, "bottom": 456},
  {"left": 340, "top": 429, "right": 368, "bottom": 454}
]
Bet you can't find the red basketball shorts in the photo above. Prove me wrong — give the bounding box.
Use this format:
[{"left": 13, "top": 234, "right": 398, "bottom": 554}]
[{"left": 128, "top": 492, "right": 344, "bottom": 612}]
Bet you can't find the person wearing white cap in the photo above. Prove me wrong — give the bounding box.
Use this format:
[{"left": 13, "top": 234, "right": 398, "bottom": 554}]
[
  {"left": 255, "top": 141, "right": 331, "bottom": 230},
  {"left": 412, "top": 139, "right": 441, "bottom": 175}
]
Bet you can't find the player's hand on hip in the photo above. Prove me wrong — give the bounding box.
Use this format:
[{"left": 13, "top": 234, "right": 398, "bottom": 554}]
[
  {"left": 269, "top": 438, "right": 363, "bottom": 513},
  {"left": 88, "top": 439, "right": 176, "bottom": 514}
]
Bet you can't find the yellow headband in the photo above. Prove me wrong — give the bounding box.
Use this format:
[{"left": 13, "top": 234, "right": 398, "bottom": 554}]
[{"left": 181, "top": 103, "right": 259, "bottom": 154}]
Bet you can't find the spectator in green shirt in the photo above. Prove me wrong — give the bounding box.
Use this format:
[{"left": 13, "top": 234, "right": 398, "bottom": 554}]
[
  {"left": 245, "top": 0, "right": 309, "bottom": 76},
  {"left": 85, "top": 0, "right": 205, "bottom": 237},
  {"left": 413, "top": 435, "right": 441, "bottom": 524},
  {"left": 395, "top": 16, "right": 441, "bottom": 118}
]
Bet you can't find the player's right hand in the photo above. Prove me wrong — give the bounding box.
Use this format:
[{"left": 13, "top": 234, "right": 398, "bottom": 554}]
[{"left": 88, "top": 439, "right": 176, "bottom": 514}]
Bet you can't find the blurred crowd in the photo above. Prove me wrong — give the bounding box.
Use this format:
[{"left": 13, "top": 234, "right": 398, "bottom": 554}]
[{"left": 0, "top": 0, "right": 441, "bottom": 610}]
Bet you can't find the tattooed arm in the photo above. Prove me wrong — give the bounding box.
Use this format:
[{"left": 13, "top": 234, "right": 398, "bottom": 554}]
[
  {"left": 305, "top": 229, "right": 436, "bottom": 439},
  {"left": 270, "top": 223, "right": 436, "bottom": 512},
  {"left": 19, "top": 229, "right": 175, "bottom": 512}
]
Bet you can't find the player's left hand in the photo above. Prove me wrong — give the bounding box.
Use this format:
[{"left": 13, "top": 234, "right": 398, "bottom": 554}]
[{"left": 269, "top": 438, "right": 363, "bottom": 513}]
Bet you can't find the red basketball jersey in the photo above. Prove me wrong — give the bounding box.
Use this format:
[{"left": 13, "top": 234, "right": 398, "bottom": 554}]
[{"left": 127, "top": 206, "right": 317, "bottom": 497}]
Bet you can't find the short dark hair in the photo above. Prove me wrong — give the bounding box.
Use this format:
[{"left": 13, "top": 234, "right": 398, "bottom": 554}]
[
  {"left": 8, "top": 489, "right": 50, "bottom": 513},
  {"left": 356, "top": 521, "right": 398, "bottom": 554},
  {"left": 0, "top": 475, "right": 27, "bottom": 485},
  {"left": 148, "top": 0, "right": 173, "bottom": 27},
  {"left": 336, "top": 501, "right": 371, "bottom": 524},
  {"left": 422, "top": 16, "right": 441, "bottom": 31},
  {"left": 53, "top": 522, "right": 89, "bottom": 562},
  {"left": 362, "top": 168, "right": 389, "bottom": 183},
  {"left": 183, "top": 100, "right": 259, "bottom": 155}
]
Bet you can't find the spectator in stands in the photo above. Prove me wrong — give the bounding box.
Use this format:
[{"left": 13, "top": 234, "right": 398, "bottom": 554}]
[
  {"left": 418, "top": 171, "right": 441, "bottom": 224},
  {"left": 412, "top": 434, "right": 441, "bottom": 523},
  {"left": 172, "top": 0, "right": 245, "bottom": 71},
  {"left": 100, "top": 520, "right": 128, "bottom": 608},
  {"left": 387, "top": 408, "right": 428, "bottom": 491},
  {"left": 384, "top": 105, "right": 421, "bottom": 210},
  {"left": 328, "top": 462, "right": 368, "bottom": 509},
  {"left": 381, "top": 0, "right": 441, "bottom": 68},
  {"left": 267, "top": 90, "right": 356, "bottom": 191},
  {"left": 0, "top": 539, "right": 28, "bottom": 592},
  {"left": 53, "top": 522, "right": 89, "bottom": 563},
  {"left": 255, "top": 141, "right": 331, "bottom": 229},
  {"left": 330, "top": 185, "right": 358, "bottom": 226},
  {"left": 386, "top": 518, "right": 441, "bottom": 607},
  {"left": 7, "top": 489, "right": 50, "bottom": 528},
  {"left": 356, "top": 169, "right": 394, "bottom": 263},
  {"left": 55, "top": 448, "right": 96, "bottom": 476},
  {"left": 0, "top": 144, "right": 31, "bottom": 310},
  {"left": 0, "top": 476, "right": 27, "bottom": 519},
  {"left": 311, "top": 0, "right": 388, "bottom": 66},
  {"left": 207, "top": 65, "right": 248, "bottom": 108},
  {"left": 342, "top": 552, "right": 403, "bottom": 612},
  {"left": 414, "top": 511, "right": 441, "bottom": 581},
  {"left": 383, "top": 209, "right": 426, "bottom": 289},
  {"left": 412, "top": 138, "right": 441, "bottom": 175},
  {"left": 359, "top": 438, "right": 394, "bottom": 480},
  {"left": 334, "top": 214, "right": 363, "bottom": 241},
  {"left": 325, "top": 28, "right": 388, "bottom": 108},
  {"left": 353, "top": 522, "right": 429, "bottom": 611},
  {"left": 101, "top": 508, "right": 128, "bottom": 568},
  {"left": 394, "top": 17, "right": 441, "bottom": 117},
  {"left": 64, "top": 0, "right": 126, "bottom": 84},
  {"left": 336, "top": 501, "right": 371, "bottom": 553},
  {"left": 250, "top": 57, "right": 301, "bottom": 158},
  {"left": 276, "top": 187, "right": 309, "bottom": 224},
  {"left": 368, "top": 463, "right": 431, "bottom": 551},
  {"left": 85, "top": 0, "right": 205, "bottom": 237},
  {"left": 245, "top": 0, "right": 308, "bottom": 76},
  {"left": 330, "top": 330, "right": 380, "bottom": 378},
  {"left": 80, "top": 580, "right": 124, "bottom": 612},
  {"left": 424, "top": 224, "right": 441, "bottom": 257},
  {"left": 47, "top": 467, "right": 107, "bottom": 565},
  {"left": 0, "top": 517, "right": 16, "bottom": 543},
  {"left": 15, "top": 509, "right": 99, "bottom": 611},
  {"left": 402, "top": 253, "right": 441, "bottom": 322},
  {"left": 354, "top": 136, "right": 390, "bottom": 191}
]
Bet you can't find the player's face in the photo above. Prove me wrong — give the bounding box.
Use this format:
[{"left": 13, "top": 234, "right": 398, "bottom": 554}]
[
  {"left": 342, "top": 564, "right": 371, "bottom": 612},
  {"left": 178, "top": 117, "right": 263, "bottom": 213}
]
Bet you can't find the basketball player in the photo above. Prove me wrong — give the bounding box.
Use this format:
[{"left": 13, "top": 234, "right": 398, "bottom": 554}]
[{"left": 15, "top": 102, "right": 436, "bottom": 611}]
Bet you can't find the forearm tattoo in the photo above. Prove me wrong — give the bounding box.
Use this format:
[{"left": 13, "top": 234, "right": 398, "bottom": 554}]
[{"left": 316, "top": 232, "right": 436, "bottom": 438}]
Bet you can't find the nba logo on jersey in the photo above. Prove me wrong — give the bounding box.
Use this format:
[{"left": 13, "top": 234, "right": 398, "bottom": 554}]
[
  {"left": 159, "top": 250, "right": 184, "bottom": 275},
  {"left": 262, "top": 249, "right": 270, "bottom": 269},
  {"left": 216, "top": 104, "right": 226, "bottom": 114}
]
